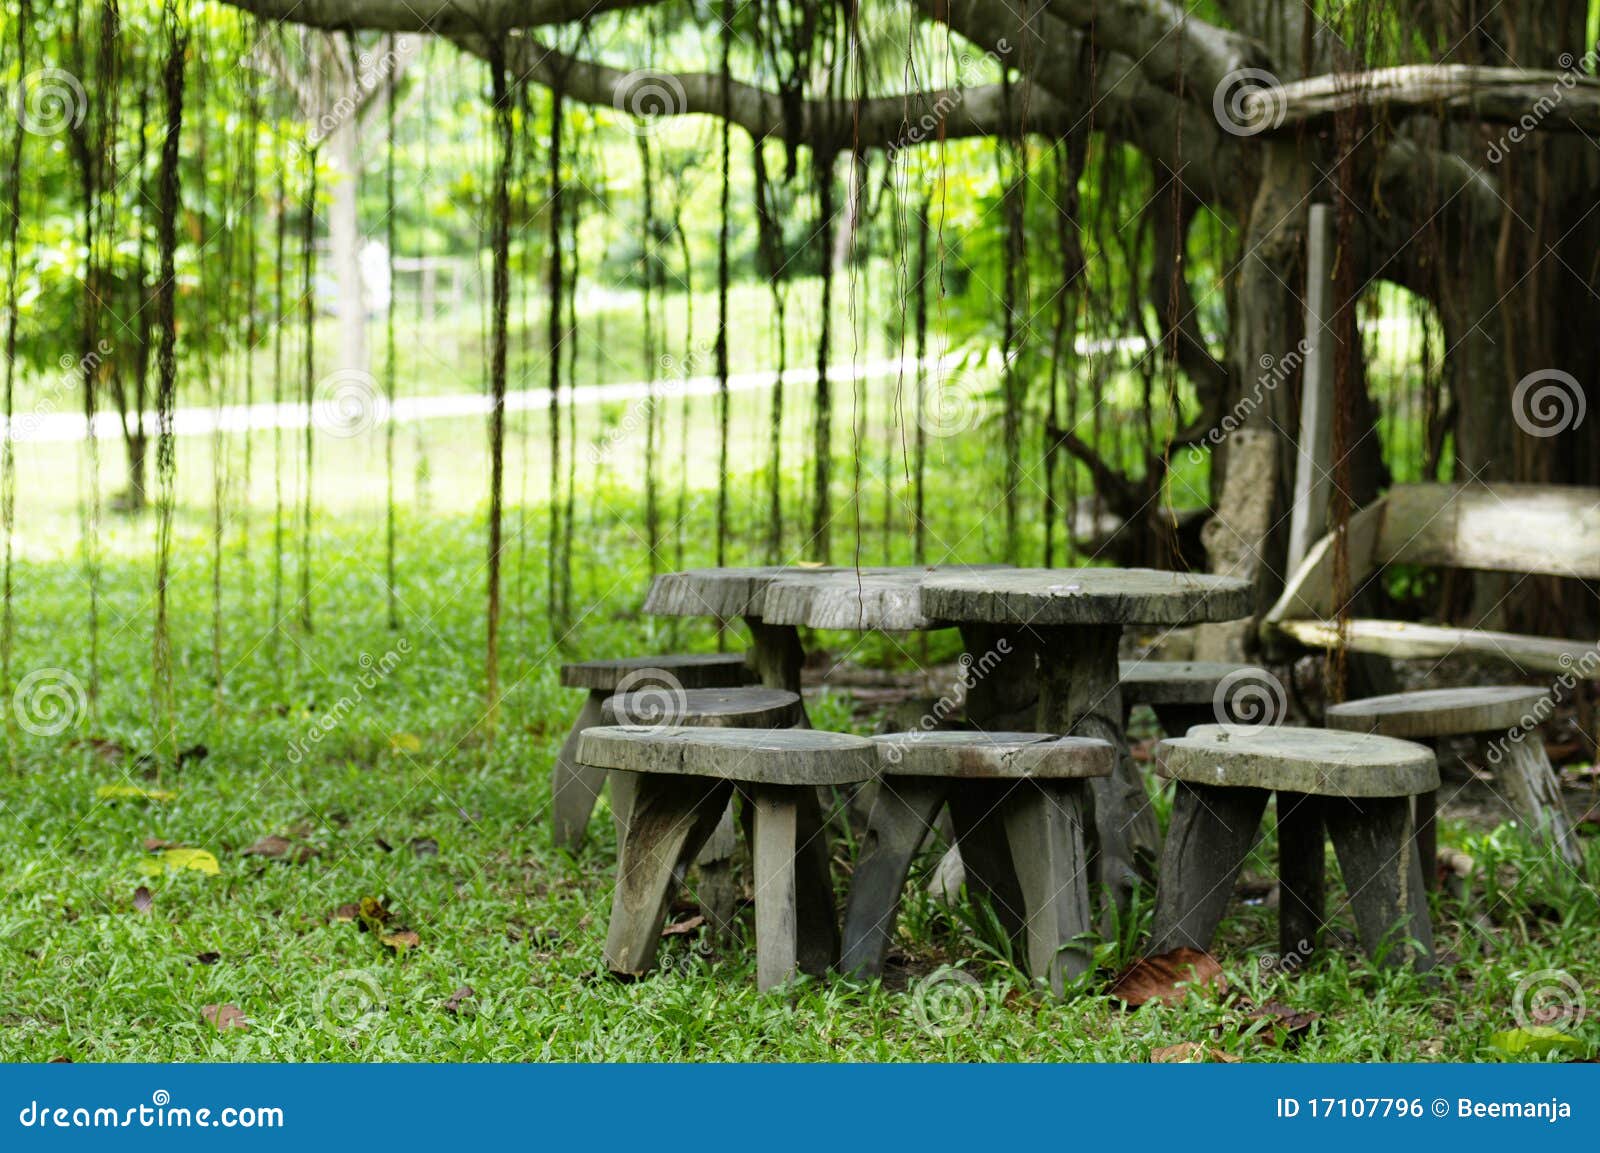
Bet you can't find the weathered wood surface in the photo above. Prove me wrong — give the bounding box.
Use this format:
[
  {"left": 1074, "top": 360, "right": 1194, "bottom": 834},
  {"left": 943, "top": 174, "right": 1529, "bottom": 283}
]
[
  {"left": 1273, "top": 617, "right": 1594, "bottom": 676},
  {"left": 923, "top": 567, "right": 1253, "bottom": 627},
  {"left": 1264, "top": 498, "right": 1385, "bottom": 624},
  {"left": 551, "top": 690, "right": 610, "bottom": 851},
  {"left": 1322, "top": 795, "right": 1434, "bottom": 969},
  {"left": 1325, "top": 685, "right": 1552, "bottom": 739},
  {"left": 839, "top": 776, "right": 949, "bottom": 976},
  {"left": 1148, "top": 782, "right": 1271, "bottom": 955},
  {"left": 1195, "top": 428, "right": 1280, "bottom": 661},
  {"left": 1118, "top": 659, "right": 1248, "bottom": 706},
  {"left": 560, "top": 652, "right": 750, "bottom": 691},
  {"left": 748, "top": 783, "right": 839, "bottom": 990},
  {"left": 1001, "top": 781, "right": 1096, "bottom": 996},
  {"left": 1484, "top": 736, "right": 1584, "bottom": 869},
  {"left": 1286, "top": 204, "right": 1337, "bottom": 579},
  {"left": 760, "top": 564, "right": 1010, "bottom": 632},
  {"left": 742, "top": 618, "right": 806, "bottom": 696},
  {"left": 1262, "top": 65, "right": 1600, "bottom": 133},
  {"left": 1155, "top": 724, "right": 1438, "bottom": 797},
  {"left": 578, "top": 725, "right": 876, "bottom": 785},
  {"left": 871, "top": 731, "right": 1115, "bottom": 779},
  {"left": 600, "top": 687, "right": 802, "bottom": 728},
  {"left": 1275, "top": 791, "right": 1325, "bottom": 963},
  {"left": 603, "top": 773, "right": 733, "bottom": 977},
  {"left": 641, "top": 565, "right": 812, "bottom": 619},
  {"left": 1376, "top": 483, "right": 1600, "bottom": 580}
]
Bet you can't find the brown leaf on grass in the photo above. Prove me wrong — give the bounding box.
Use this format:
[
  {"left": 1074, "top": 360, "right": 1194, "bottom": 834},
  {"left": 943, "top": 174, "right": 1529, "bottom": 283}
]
[
  {"left": 661, "top": 915, "right": 706, "bottom": 937},
  {"left": 1239, "top": 1001, "right": 1320, "bottom": 1044},
  {"left": 48, "top": 1056, "right": 72, "bottom": 1063},
  {"left": 242, "top": 834, "right": 318, "bottom": 863},
  {"left": 409, "top": 837, "right": 439, "bottom": 858},
  {"left": 358, "top": 896, "right": 393, "bottom": 930},
  {"left": 132, "top": 886, "right": 153, "bottom": 914},
  {"left": 143, "top": 838, "right": 183, "bottom": 852},
  {"left": 380, "top": 929, "right": 420, "bottom": 953},
  {"left": 201, "top": 1003, "right": 248, "bottom": 1031},
  {"left": 442, "top": 985, "right": 475, "bottom": 1014},
  {"left": 1151, "top": 1042, "right": 1239, "bottom": 1063},
  {"left": 195, "top": 951, "right": 221, "bottom": 965},
  {"left": 1109, "top": 947, "right": 1226, "bottom": 1008},
  {"left": 332, "top": 903, "right": 361, "bottom": 923}
]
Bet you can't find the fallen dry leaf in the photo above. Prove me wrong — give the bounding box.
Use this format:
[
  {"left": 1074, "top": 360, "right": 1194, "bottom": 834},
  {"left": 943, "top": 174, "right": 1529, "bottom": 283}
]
[
  {"left": 195, "top": 951, "right": 221, "bottom": 965},
  {"left": 132, "top": 886, "right": 153, "bottom": 914},
  {"left": 201, "top": 1003, "right": 248, "bottom": 1031},
  {"left": 1110, "top": 947, "right": 1226, "bottom": 1008},
  {"left": 242, "top": 835, "right": 292, "bottom": 858},
  {"left": 661, "top": 915, "right": 706, "bottom": 937},
  {"left": 139, "top": 848, "right": 220, "bottom": 877},
  {"left": 1238, "top": 1000, "right": 1320, "bottom": 1044},
  {"left": 442, "top": 985, "right": 475, "bottom": 1014},
  {"left": 409, "top": 837, "right": 439, "bottom": 858},
  {"left": 143, "top": 837, "right": 183, "bottom": 852},
  {"left": 380, "top": 929, "right": 420, "bottom": 953},
  {"left": 1151, "top": 1042, "right": 1239, "bottom": 1063},
  {"left": 332, "top": 903, "right": 361, "bottom": 923}
]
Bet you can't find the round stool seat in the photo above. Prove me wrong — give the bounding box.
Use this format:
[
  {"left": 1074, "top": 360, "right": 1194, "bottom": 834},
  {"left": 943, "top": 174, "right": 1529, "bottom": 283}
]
[
  {"left": 577, "top": 726, "right": 876, "bottom": 785},
  {"left": 600, "top": 687, "right": 801, "bottom": 728},
  {"left": 873, "top": 731, "right": 1115, "bottom": 778},
  {"left": 1118, "top": 659, "right": 1255, "bottom": 706},
  {"left": 1325, "top": 685, "right": 1551, "bottom": 740},
  {"left": 559, "top": 653, "right": 749, "bottom": 692},
  {"left": 1155, "top": 724, "right": 1438, "bottom": 797}
]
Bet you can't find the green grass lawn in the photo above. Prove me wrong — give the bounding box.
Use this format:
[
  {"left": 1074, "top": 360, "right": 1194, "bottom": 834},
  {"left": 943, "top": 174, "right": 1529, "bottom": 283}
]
[{"left": 0, "top": 456, "right": 1596, "bottom": 1061}]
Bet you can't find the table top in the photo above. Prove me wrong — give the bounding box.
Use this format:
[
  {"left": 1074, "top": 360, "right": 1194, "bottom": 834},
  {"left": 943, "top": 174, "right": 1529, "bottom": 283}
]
[
  {"left": 644, "top": 564, "right": 1007, "bottom": 631},
  {"left": 921, "top": 567, "right": 1253, "bottom": 628}
]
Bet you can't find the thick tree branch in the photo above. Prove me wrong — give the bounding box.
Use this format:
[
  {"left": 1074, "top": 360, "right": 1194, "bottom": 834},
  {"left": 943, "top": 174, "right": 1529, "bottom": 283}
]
[
  {"left": 1261, "top": 64, "right": 1600, "bottom": 132},
  {"left": 1041, "top": 0, "right": 1271, "bottom": 101},
  {"left": 223, "top": 0, "right": 663, "bottom": 33}
]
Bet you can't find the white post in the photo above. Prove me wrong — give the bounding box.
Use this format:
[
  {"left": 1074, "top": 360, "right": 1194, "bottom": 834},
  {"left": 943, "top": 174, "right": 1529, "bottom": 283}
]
[{"left": 1286, "top": 204, "right": 1337, "bottom": 578}]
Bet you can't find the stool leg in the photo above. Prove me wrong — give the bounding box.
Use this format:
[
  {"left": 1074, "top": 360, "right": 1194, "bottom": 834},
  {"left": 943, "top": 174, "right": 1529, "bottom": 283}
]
[
  {"left": 692, "top": 803, "right": 741, "bottom": 938},
  {"left": 604, "top": 774, "right": 732, "bottom": 977},
  {"left": 792, "top": 785, "right": 841, "bottom": 976},
  {"left": 840, "top": 775, "right": 950, "bottom": 976},
  {"left": 1149, "top": 782, "right": 1270, "bottom": 955},
  {"left": 552, "top": 690, "right": 609, "bottom": 851},
  {"left": 1414, "top": 788, "right": 1438, "bottom": 892},
  {"left": 749, "top": 785, "right": 804, "bottom": 991},
  {"left": 1323, "top": 796, "right": 1434, "bottom": 971},
  {"left": 999, "top": 780, "right": 1096, "bottom": 997},
  {"left": 1275, "top": 791, "right": 1324, "bottom": 966},
  {"left": 946, "top": 781, "right": 1026, "bottom": 942}
]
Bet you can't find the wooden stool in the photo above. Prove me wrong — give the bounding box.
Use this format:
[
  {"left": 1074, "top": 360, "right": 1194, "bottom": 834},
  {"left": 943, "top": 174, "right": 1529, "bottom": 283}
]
[
  {"left": 841, "top": 731, "right": 1115, "bottom": 996},
  {"left": 1150, "top": 725, "right": 1439, "bottom": 970},
  {"left": 1325, "top": 686, "right": 1578, "bottom": 879},
  {"left": 602, "top": 687, "right": 802, "bottom": 934},
  {"left": 550, "top": 654, "right": 750, "bottom": 850},
  {"left": 1119, "top": 659, "right": 1262, "bottom": 737},
  {"left": 577, "top": 726, "right": 876, "bottom": 991}
]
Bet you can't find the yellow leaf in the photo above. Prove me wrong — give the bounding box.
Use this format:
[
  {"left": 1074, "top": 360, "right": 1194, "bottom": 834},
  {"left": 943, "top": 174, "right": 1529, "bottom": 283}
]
[
  {"left": 391, "top": 733, "right": 422, "bottom": 753},
  {"left": 97, "top": 784, "right": 177, "bottom": 802},
  {"left": 138, "top": 848, "right": 220, "bottom": 876},
  {"left": 380, "top": 929, "right": 420, "bottom": 952}
]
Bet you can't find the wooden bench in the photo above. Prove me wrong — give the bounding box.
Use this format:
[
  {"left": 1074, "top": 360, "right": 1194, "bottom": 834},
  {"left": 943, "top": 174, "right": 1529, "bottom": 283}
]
[
  {"left": 577, "top": 726, "right": 876, "bottom": 991},
  {"left": 841, "top": 731, "right": 1115, "bottom": 997},
  {"left": 1265, "top": 482, "right": 1600, "bottom": 674},
  {"left": 1325, "top": 685, "right": 1580, "bottom": 874},
  {"left": 1119, "top": 659, "right": 1271, "bottom": 737},
  {"left": 1151, "top": 725, "right": 1439, "bottom": 971},
  {"left": 550, "top": 654, "right": 752, "bottom": 850}
]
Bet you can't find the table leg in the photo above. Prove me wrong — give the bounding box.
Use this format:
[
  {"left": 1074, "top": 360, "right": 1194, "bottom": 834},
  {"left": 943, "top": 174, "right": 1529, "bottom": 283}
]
[
  {"left": 743, "top": 616, "right": 810, "bottom": 728},
  {"left": 1033, "top": 624, "right": 1159, "bottom": 917}
]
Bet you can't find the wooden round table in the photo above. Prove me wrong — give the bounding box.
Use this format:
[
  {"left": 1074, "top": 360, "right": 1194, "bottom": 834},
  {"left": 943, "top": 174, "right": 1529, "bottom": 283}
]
[{"left": 921, "top": 567, "right": 1254, "bottom": 911}]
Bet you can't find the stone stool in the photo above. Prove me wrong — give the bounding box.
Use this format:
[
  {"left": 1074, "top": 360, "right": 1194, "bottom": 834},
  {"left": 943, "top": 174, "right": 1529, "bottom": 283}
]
[
  {"left": 1325, "top": 686, "right": 1578, "bottom": 880},
  {"left": 602, "top": 687, "right": 802, "bottom": 933},
  {"left": 551, "top": 654, "right": 751, "bottom": 850},
  {"left": 1119, "top": 659, "right": 1262, "bottom": 737},
  {"left": 1150, "top": 724, "right": 1439, "bottom": 971},
  {"left": 841, "top": 731, "right": 1116, "bottom": 996},
  {"left": 577, "top": 725, "right": 876, "bottom": 991}
]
